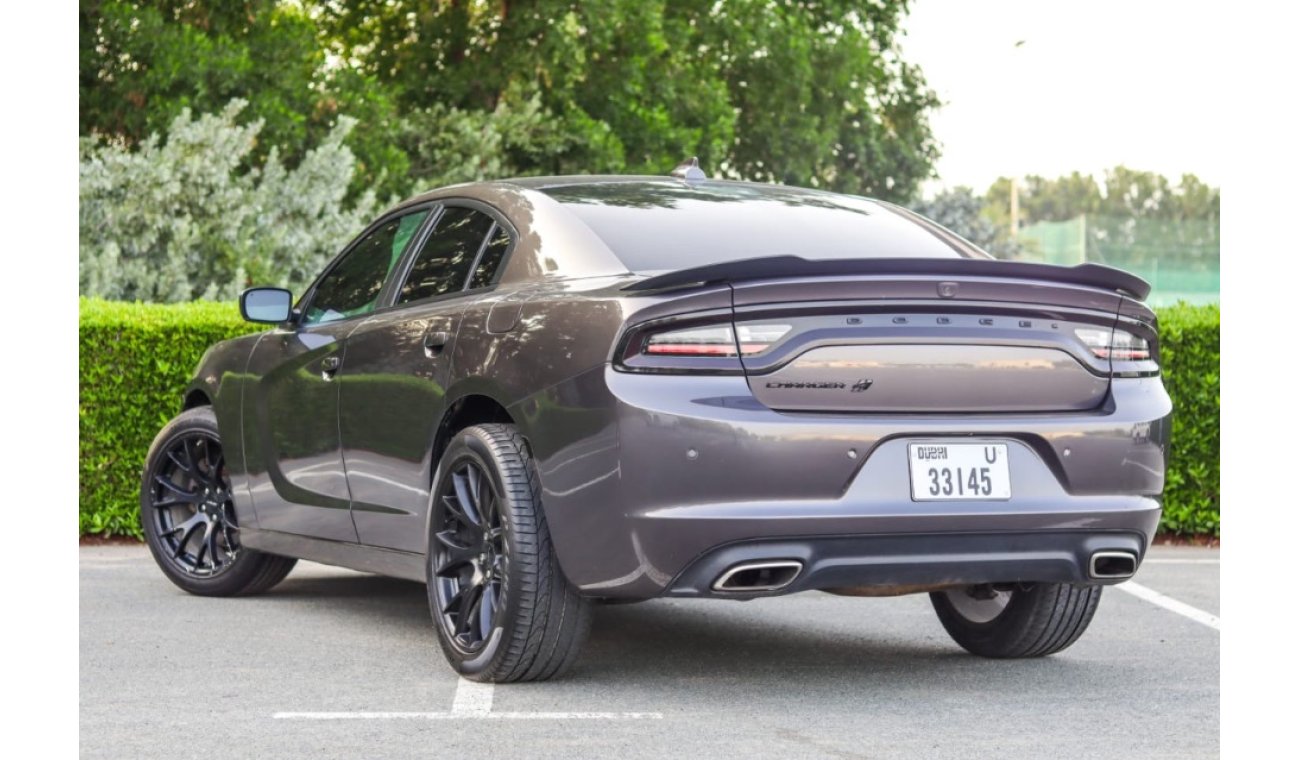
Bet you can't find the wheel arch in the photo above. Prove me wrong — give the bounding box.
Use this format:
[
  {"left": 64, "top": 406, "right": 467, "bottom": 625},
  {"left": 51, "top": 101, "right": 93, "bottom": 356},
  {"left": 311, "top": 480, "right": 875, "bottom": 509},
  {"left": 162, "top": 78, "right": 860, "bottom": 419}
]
[
  {"left": 423, "top": 389, "right": 519, "bottom": 556},
  {"left": 431, "top": 391, "right": 519, "bottom": 473},
  {"left": 182, "top": 387, "right": 212, "bottom": 411}
]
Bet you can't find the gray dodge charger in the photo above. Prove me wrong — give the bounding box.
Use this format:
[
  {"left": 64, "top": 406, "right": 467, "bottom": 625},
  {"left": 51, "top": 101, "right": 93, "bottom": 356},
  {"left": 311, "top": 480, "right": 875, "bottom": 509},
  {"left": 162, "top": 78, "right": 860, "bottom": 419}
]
[{"left": 141, "top": 166, "right": 1169, "bottom": 681}]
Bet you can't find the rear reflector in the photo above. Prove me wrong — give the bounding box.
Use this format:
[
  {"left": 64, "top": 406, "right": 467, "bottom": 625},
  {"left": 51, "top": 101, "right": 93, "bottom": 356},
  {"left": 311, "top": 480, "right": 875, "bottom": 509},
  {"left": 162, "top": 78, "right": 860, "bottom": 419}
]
[{"left": 643, "top": 324, "right": 791, "bottom": 357}]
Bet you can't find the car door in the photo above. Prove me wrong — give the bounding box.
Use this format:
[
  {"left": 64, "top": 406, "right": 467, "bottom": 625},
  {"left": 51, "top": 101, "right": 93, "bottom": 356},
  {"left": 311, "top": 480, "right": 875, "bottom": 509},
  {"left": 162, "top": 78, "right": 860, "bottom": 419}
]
[
  {"left": 242, "top": 208, "right": 433, "bottom": 541},
  {"left": 339, "top": 203, "right": 513, "bottom": 552}
]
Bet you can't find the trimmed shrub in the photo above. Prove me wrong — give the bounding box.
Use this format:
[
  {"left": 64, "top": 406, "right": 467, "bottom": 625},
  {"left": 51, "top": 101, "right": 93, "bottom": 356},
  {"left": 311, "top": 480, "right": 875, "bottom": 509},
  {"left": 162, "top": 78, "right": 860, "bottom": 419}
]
[
  {"left": 1156, "top": 302, "right": 1220, "bottom": 536},
  {"left": 79, "top": 101, "right": 378, "bottom": 303},
  {"left": 79, "top": 298, "right": 255, "bottom": 537},
  {"left": 78, "top": 300, "right": 1221, "bottom": 538}
]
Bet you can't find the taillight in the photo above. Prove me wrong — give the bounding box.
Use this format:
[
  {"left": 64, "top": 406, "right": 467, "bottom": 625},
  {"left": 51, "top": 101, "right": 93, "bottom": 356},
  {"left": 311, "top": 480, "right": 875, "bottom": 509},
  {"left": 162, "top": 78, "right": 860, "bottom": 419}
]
[
  {"left": 1074, "top": 327, "right": 1153, "bottom": 361},
  {"left": 644, "top": 326, "right": 739, "bottom": 356},
  {"left": 643, "top": 324, "right": 791, "bottom": 358}
]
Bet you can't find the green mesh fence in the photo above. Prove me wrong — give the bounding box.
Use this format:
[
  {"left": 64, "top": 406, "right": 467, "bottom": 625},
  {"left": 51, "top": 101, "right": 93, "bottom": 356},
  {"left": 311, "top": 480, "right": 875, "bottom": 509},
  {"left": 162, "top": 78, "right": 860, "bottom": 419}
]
[{"left": 1018, "top": 215, "right": 1219, "bottom": 306}]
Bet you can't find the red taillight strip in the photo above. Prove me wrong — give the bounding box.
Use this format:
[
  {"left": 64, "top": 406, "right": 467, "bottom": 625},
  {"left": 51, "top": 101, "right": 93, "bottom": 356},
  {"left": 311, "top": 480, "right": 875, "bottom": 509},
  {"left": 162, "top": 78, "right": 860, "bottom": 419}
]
[
  {"left": 644, "top": 343, "right": 738, "bottom": 356},
  {"left": 644, "top": 342, "right": 771, "bottom": 357},
  {"left": 1101, "top": 349, "right": 1151, "bottom": 360}
]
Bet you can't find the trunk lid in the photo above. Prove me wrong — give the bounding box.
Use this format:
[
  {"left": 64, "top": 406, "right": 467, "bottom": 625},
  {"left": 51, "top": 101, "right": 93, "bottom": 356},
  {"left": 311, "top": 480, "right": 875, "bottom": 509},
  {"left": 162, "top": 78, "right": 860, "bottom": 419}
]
[{"left": 731, "top": 273, "right": 1122, "bottom": 414}]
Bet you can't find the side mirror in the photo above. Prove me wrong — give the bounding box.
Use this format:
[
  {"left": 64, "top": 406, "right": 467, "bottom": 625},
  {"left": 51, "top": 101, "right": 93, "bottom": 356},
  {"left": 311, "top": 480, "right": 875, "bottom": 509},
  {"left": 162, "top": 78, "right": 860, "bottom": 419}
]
[{"left": 240, "top": 287, "right": 294, "bottom": 324}]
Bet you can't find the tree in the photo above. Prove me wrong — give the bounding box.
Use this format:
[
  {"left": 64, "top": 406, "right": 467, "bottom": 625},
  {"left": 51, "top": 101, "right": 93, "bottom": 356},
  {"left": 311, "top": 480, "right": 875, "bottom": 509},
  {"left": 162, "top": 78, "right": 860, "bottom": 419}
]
[
  {"left": 395, "top": 84, "right": 577, "bottom": 191},
  {"left": 81, "top": 2, "right": 317, "bottom": 153},
  {"left": 1100, "top": 167, "right": 1220, "bottom": 221},
  {"left": 78, "top": 1, "right": 947, "bottom": 303},
  {"left": 79, "top": 0, "right": 407, "bottom": 195},
  {"left": 1099, "top": 166, "right": 1172, "bottom": 219},
  {"left": 82, "top": 2, "right": 941, "bottom": 203},
  {"left": 911, "top": 188, "right": 1021, "bottom": 259},
  {"left": 984, "top": 172, "right": 1102, "bottom": 228},
  {"left": 697, "top": 0, "right": 940, "bottom": 199},
  {"left": 976, "top": 169, "right": 1220, "bottom": 278},
  {"left": 80, "top": 102, "right": 378, "bottom": 302},
  {"left": 317, "top": 0, "right": 939, "bottom": 201},
  {"left": 1167, "top": 173, "right": 1220, "bottom": 220},
  {"left": 984, "top": 167, "right": 1219, "bottom": 229}
]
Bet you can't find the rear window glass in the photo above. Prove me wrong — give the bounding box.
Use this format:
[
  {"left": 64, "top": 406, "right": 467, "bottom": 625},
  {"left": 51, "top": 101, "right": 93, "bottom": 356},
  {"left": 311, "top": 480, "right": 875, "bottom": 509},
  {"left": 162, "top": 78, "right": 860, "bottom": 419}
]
[{"left": 540, "top": 181, "right": 985, "bottom": 272}]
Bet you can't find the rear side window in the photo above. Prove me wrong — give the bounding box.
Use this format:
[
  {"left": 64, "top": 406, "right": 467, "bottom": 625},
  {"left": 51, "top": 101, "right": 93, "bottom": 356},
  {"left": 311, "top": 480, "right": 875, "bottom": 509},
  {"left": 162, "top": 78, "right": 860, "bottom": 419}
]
[
  {"left": 398, "top": 207, "right": 496, "bottom": 304},
  {"left": 304, "top": 210, "right": 430, "bottom": 325},
  {"left": 469, "top": 225, "right": 512, "bottom": 289}
]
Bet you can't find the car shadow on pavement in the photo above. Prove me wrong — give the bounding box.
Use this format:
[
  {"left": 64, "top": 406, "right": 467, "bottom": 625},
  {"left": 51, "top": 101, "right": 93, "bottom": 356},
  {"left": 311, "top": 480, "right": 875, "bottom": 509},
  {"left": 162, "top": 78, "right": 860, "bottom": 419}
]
[
  {"left": 566, "top": 597, "right": 1116, "bottom": 696},
  {"left": 260, "top": 572, "right": 1096, "bottom": 688},
  {"left": 267, "top": 573, "right": 431, "bottom": 629}
]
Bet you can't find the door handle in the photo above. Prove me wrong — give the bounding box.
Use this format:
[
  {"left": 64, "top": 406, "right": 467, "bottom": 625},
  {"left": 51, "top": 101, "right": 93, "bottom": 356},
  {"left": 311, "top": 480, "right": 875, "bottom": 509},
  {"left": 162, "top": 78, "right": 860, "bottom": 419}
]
[
  {"left": 320, "top": 355, "right": 341, "bottom": 379},
  {"left": 423, "top": 330, "right": 451, "bottom": 356}
]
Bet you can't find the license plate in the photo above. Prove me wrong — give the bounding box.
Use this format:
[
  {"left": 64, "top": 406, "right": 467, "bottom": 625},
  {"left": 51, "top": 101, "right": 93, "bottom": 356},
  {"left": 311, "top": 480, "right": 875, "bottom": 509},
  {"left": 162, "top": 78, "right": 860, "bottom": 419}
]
[{"left": 908, "top": 443, "right": 1011, "bottom": 501}]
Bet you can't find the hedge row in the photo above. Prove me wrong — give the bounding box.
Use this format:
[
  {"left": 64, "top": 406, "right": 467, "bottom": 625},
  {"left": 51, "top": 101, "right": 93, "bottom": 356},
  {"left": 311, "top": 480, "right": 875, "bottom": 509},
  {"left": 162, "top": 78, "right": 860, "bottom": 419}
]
[
  {"left": 1155, "top": 302, "right": 1221, "bottom": 535},
  {"left": 79, "top": 298, "right": 255, "bottom": 536},
  {"left": 78, "top": 299, "right": 1220, "bottom": 538}
]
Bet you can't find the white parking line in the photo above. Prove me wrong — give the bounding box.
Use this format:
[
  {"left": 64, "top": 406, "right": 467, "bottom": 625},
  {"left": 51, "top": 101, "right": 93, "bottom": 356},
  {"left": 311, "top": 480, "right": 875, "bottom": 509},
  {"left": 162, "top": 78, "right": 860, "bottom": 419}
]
[
  {"left": 273, "top": 677, "right": 664, "bottom": 720},
  {"left": 273, "top": 711, "right": 664, "bottom": 720},
  {"left": 274, "top": 712, "right": 460, "bottom": 720},
  {"left": 1116, "top": 580, "right": 1220, "bottom": 631}
]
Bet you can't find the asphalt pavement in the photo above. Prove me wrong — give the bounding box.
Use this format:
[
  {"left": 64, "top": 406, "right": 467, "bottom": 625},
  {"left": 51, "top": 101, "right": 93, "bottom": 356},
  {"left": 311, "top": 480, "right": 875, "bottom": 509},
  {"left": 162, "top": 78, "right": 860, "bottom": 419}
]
[{"left": 80, "top": 543, "right": 1219, "bottom": 759}]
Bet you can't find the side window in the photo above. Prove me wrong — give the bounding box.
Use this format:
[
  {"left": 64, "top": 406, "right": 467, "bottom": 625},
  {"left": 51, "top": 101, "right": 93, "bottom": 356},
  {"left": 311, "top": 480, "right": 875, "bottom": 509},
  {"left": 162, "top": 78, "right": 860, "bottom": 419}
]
[
  {"left": 398, "top": 207, "right": 496, "bottom": 304},
  {"left": 469, "top": 224, "right": 512, "bottom": 289},
  {"left": 303, "top": 210, "right": 429, "bottom": 325}
]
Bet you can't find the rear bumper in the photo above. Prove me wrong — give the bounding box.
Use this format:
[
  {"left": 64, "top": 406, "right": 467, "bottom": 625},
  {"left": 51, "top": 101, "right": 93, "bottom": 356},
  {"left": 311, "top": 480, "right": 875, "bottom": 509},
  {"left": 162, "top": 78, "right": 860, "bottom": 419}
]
[
  {"left": 667, "top": 530, "right": 1150, "bottom": 599},
  {"left": 520, "top": 367, "right": 1171, "bottom": 600}
]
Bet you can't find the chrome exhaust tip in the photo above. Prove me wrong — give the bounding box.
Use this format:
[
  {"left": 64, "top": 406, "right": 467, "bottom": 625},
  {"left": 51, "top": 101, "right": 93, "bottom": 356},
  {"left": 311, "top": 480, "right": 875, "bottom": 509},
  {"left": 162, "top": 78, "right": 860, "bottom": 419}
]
[
  {"left": 1089, "top": 551, "right": 1138, "bottom": 580},
  {"left": 712, "top": 560, "right": 804, "bottom": 592}
]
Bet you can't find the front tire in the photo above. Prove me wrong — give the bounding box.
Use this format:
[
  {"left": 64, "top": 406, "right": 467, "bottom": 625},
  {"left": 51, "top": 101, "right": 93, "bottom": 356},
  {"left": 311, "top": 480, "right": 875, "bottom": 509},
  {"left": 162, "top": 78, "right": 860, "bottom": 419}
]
[
  {"left": 930, "top": 582, "right": 1102, "bottom": 658},
  {"left": 427, "top": 424, "right": 591, "bottom": 682},
  {"left": 140, "top": 407, "right": 297, "bottom": 597}
]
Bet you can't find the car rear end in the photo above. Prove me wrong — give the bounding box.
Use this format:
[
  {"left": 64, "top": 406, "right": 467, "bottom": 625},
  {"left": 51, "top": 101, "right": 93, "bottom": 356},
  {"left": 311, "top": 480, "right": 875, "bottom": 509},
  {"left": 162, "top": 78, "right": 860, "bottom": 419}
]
[
  {"left": 530, "top": 179, "right": 1169, "bottom": 604},
  {"left": 610, "top": 268, "right": 1167, "bottom": 599}
]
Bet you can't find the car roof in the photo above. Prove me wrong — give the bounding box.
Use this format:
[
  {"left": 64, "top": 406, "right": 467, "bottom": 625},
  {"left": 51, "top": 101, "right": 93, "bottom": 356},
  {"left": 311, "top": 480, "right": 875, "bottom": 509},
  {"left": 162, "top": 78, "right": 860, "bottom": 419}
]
[
  {"left": 501, "top": 175, "right": 886, "bottom": 204},
  {"left": 500, "top": 174, "right": 678, "bottom": 189},
  {"left": 402, "top": 174, "right": 882, "bottom": 207}
]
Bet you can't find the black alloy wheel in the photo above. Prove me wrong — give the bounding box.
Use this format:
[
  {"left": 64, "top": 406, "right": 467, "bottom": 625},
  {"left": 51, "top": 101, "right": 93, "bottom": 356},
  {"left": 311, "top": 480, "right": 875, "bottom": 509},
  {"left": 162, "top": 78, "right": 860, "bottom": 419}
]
[
  {"left": 430, "top": 458, "right": 508, "bottom": 653},
  {"left": 140, "top": 407, "right": 298, "bottom": 596},
  {"left": 147, "top": 430, "right": 240, "bottom": 576},
  {"left": 425, "top": 424, "right": 590, "bottom": 682}
]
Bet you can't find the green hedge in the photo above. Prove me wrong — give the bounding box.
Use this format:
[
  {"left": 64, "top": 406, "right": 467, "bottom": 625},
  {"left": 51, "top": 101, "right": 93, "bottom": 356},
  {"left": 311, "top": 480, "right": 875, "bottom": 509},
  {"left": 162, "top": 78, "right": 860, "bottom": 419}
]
[
  {"left": 78, "top": 299, "right": 1221, "bottom": 538},
  {"left": 1155, "top": 303, "right": 1220, "bottom": 535},
  {"left": 79, "top": 298, "right": 255, "bottom": 537}
]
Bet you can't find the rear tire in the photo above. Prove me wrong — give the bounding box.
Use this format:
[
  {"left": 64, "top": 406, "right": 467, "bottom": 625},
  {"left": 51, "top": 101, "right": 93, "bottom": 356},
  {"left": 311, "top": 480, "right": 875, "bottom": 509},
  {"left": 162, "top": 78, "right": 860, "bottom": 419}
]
[
  {"left": 140, "top": 407, "right": 297, "bottom": 597},
  {"left": 930, "top": 582, "right": 1102, "bottom": 658},
  {"left": 426, "top": 424, "right": 591, "bottom": 682}
]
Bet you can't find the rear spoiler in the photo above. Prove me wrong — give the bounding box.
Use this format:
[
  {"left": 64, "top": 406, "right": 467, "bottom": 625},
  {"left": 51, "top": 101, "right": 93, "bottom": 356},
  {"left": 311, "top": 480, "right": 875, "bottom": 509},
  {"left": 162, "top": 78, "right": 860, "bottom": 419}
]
[{"left": 622, "top": 255, "right": 1151, "bottom": 301}]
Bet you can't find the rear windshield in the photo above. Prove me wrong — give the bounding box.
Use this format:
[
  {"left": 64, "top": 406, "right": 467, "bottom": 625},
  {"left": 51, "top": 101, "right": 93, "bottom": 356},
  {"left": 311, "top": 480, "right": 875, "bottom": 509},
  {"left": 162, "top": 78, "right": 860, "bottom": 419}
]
[{"left": 540, "top": 181, "right": 986, "bottom": 272}]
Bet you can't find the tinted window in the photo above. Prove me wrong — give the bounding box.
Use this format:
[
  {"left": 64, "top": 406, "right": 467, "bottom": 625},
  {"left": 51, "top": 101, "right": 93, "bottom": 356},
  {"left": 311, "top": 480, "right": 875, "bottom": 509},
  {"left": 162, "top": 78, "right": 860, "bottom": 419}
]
[
  {"left": 540, "top": 181, "right": 988, "bottom": 272},
  {"left": 469, "top": 225, "right": 512, "bottom": 289},
  {"left": 304, "top": 210, "right": 430, "bottom": 325},
  {"left": 398, "top": 207, "right": 496, "bottom": 303}
]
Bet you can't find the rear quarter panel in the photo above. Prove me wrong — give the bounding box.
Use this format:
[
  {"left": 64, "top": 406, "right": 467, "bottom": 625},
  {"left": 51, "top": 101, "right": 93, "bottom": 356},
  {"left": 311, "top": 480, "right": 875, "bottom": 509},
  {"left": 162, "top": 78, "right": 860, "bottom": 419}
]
[{"left": 445, "top": 280, "right": 732, "bottom": 586}]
